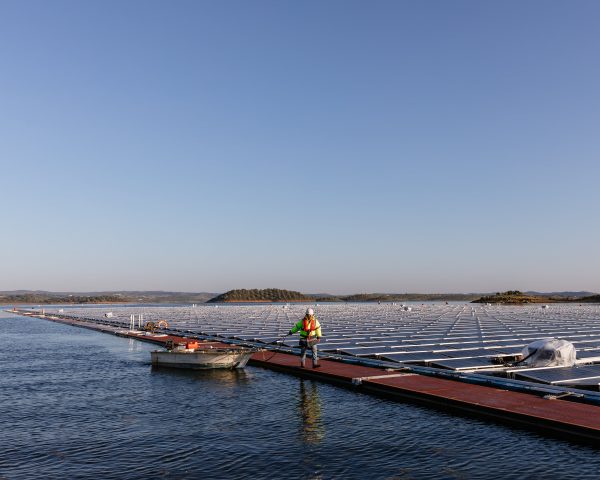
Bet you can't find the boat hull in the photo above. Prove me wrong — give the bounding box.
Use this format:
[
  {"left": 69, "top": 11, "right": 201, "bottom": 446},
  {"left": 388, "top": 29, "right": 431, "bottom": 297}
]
[{"left": 151, "top": 349, "right": 255, "bottom": 370}]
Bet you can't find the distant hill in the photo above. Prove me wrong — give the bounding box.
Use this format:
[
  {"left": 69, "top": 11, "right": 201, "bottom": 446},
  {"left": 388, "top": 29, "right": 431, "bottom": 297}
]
[
  {"left": 473, "top": 290, "right": 556, "bottom": 304},
  {"left": 526, "top": 291, "right": 596, "bottom": 298},
  {"left": 0, "top": 290, "right": 217, "bottom": 304},
  {"left": 313, "top": 296, "right": 346, "bottom": 302},
  {"left": 339, "top": 293, "right": 479, "bottom": 302},
  {"left": 208, "top": 290, "right": 482, "bottom": 303},
  {"left": 473, "top": 290, "right": 600, "bottom": 304},
  {"left": 578, "top": 295, "right": 600, "bottom": 303},
  {"left": 207, "top": 289, "right": 310, "bottom": 303},
  {"left": 0, "top": 294, "right": 131, "bottom": 304},
  {"left": 108, "top": 291, "right": 217, "bottom": 303}
]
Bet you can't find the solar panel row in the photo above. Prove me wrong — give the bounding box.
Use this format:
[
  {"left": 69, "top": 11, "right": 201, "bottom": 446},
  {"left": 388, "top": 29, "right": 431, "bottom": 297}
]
[{"left": 54, "top": 303, "right": 600, "bottom": 385}]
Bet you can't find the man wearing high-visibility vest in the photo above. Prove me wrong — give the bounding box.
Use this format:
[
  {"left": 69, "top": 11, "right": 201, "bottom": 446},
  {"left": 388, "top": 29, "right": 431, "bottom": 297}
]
[{"left": 289, "top": 308, "right": 322, "bottom": 368}]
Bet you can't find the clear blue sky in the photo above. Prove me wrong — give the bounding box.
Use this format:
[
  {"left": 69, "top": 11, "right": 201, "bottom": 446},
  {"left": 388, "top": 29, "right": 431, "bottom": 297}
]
[{"left": 1, "top": 1, "right": 599, "bottom": 294}]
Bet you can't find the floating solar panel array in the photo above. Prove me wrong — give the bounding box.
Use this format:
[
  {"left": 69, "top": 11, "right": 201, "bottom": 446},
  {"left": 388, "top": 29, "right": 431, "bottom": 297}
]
[{"left": 54, "top": 302, "right": 600, "bottom": 387}]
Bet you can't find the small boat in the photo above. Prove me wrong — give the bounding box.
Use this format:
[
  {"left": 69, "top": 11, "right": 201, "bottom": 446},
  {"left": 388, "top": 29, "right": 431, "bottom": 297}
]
[{"left": 151, "top": 341, "right": 261, "bottom": 370}]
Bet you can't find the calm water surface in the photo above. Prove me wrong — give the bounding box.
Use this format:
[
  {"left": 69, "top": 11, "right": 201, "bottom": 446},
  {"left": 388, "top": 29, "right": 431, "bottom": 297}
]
[{"left": 1, "top": 311, "right": 599, "bottom": 480}]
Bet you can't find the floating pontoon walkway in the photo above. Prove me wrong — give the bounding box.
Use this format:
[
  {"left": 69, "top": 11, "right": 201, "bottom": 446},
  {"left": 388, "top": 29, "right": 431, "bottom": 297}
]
[
  {"left": 8, "top": 309, "right": 600, "bottom": 445},
  {"left": 251, "top": 351, "right": 600, "bottom": 443}
]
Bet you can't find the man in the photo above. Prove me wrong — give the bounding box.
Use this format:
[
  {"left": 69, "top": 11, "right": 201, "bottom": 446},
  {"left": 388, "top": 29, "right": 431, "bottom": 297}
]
[{"left": 289, "top": 308, "right": 322, "bottom": 368}]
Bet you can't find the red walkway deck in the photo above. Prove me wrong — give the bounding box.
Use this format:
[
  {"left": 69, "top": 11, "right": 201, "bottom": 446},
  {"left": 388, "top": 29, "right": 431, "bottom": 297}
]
[{"left": 251, "top": 350, "right": 600, "bottom": 443}]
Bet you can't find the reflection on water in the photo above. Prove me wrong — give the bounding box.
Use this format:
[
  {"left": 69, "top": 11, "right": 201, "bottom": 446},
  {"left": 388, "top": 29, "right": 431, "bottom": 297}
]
[
  {"left": 298, "top": 379, "right": 325, "bottom": 444},
  {"left": 151, "top": 365, "right": 252, "bottom": 386},
  {"left": 127, "top": 338, "right": 148, "bottom": 352}
]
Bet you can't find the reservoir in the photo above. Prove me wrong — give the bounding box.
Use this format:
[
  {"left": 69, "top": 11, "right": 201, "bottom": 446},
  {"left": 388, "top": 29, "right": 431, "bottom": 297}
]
[{"left": 1, "top": 310, "right": 600, "bottom": 479}]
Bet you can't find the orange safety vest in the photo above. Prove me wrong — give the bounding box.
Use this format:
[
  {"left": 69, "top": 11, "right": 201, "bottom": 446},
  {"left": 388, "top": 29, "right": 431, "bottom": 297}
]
[{"left": 303, "top": 316, "right": 316, "bottom": 336}]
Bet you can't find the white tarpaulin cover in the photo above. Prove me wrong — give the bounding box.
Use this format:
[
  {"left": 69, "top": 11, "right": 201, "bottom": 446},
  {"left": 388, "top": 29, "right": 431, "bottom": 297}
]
[{"left": 520, "top": 338, "right": 576, "bottom": 367}]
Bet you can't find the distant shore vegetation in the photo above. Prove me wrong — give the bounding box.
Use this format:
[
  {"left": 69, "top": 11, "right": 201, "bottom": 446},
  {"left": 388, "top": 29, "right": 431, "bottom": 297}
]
[
  {"left": 319, "top": 293, "right": 479, "bottom": 303},
  {"left": 208, "top": 290, "right": 491, "bottom": 303},
  {"left": 0, "top": 294, "right": 130, "bottom": 304},
  {"left": 207, "top": 289, "right": 484, "bottom": 303},
  {"left": 472, "top": 291, "right": 549, "bottom": 304},
  {"left": 207, "top": 289, "right": 310, "bottom": 303},
  {"left": 0, "top": 291, "right": 216, "bottom": 305},
  {"left": 2, "top": 289, "right": 598, "bottom": 305},
  {"left": 472, "top": 290, "right": 600, "bottom": 304}
]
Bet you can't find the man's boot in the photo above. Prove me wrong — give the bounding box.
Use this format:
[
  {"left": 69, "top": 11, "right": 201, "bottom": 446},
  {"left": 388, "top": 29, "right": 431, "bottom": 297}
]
[
  {"left": 313, "top": 360, "right": 321, "bottom": 369},
  {"left": 300, "top": 360, "right": 305, "bottom": 368}
]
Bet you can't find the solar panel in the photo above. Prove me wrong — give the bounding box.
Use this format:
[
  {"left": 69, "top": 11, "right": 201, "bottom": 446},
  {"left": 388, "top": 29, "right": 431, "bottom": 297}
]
[
  {"left": 576, "top": 350, "right": 600, "bottom": 363},
  {"left": 515, "top": 365, "right": 600, "bottom": 386},
  {"left": 433, "top": 348, "right": 504, "bottom": 359},
  {"left": 319, "top": 343, "right": 363, "bottom": 351},
  {"left": 335, "top": 346, "right": 394, "bottom": 356},
  {"left": 378, "top": 352, "right": 451, "bottom": 363},
  {"left": 428, "top": 357, "right": 501, "bottom": 371},
  {"left": 573, "top": 341, "right": 600, "bottom": 348}
]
